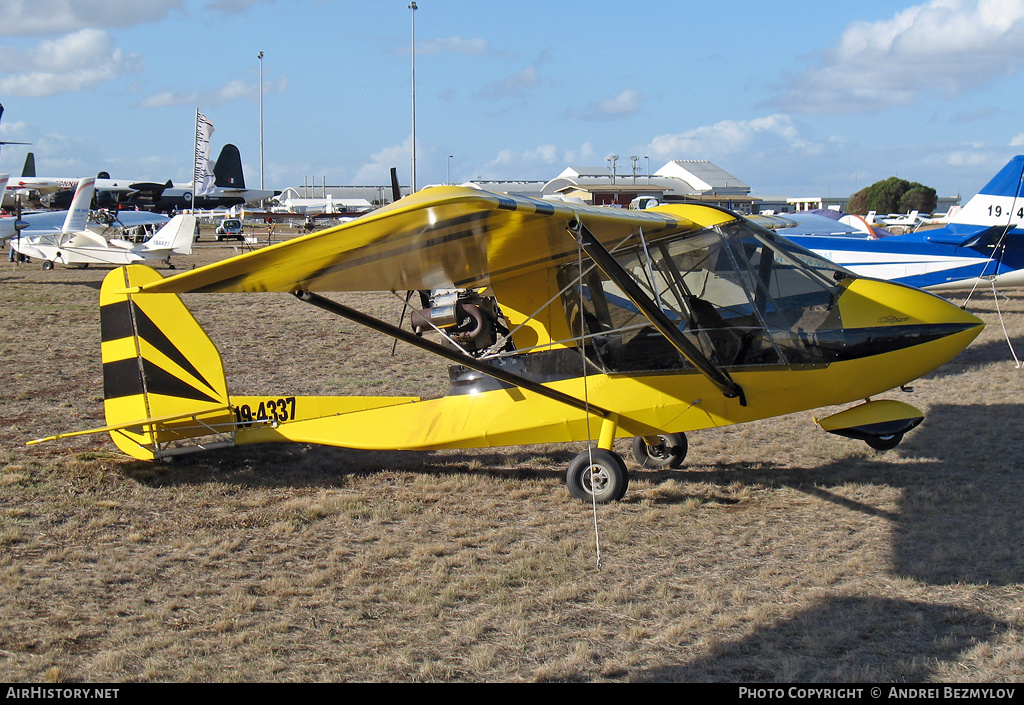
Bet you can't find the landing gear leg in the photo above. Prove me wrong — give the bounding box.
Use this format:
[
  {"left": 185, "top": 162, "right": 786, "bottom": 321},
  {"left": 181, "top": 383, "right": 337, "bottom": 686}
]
[{"left": 566, "top": 414, "right": 629, "bottom": 503}]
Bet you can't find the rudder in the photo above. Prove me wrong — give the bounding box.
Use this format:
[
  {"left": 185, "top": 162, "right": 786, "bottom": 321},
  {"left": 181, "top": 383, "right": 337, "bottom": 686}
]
[{"left": 100, "top": 265, "right": 233, "bottom": 459}]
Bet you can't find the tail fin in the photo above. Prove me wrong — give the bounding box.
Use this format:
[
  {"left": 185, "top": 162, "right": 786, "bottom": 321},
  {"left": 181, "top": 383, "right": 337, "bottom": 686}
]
[
  {"left": 213, "top": 144, "right": 245, "bottom": 188},
  {"left": 100, "top": 265, "right": 232, "bottom": 459},
  {"left": 142, "top": 214, "right": 196, "bottom": 255},
  {"left": 949, "top": 155, "right": 1024, "bottom": 228},
  {"left": 61, "top": 177, "right": 95, "bottom": 236},
  {"left": 21, "top": 152, "right": 35, "bottom": 178}
]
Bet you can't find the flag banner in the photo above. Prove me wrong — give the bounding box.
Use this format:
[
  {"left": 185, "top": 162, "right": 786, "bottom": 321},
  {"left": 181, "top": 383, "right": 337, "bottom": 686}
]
[{"left": 193, "top": 111, "right": 216, "bottom": 197}]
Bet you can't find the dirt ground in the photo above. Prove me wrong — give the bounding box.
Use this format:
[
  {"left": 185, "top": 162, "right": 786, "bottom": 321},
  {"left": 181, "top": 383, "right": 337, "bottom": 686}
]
[{"left": 1, "top": 234, "right": 1023, "bottom": 682}]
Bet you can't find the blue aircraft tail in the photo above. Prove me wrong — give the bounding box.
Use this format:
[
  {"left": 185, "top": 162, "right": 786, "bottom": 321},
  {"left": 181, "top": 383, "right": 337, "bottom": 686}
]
[{"left": 948, "top": 156, "right": 1024, "bottom": 231}]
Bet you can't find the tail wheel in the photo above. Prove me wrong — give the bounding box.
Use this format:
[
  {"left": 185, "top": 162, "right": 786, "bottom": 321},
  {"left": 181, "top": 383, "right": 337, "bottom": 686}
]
[
  {"left": 566, "top": 449, "right": 629, "bottom": 503},
  {"left": 631, "top": 432, "right": 687, "bottom": 469},
  {"left": 42, "top": 260, "right": 54, "bottom": 270}
]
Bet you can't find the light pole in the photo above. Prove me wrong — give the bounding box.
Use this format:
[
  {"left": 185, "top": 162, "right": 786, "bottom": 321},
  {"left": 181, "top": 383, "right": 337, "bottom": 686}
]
[
  {"left": 630, "top": 155, "right": 639, "bottom": 185},
  {"left": 257, "top": 51, "right": 264, "bottom": 190},
  {"left": 607, "top": 154, "right": 618, "bottom": 184},
  {"left": 645, "top": 156, "right": 650, "bottom": 184},
  {"left": 409, "top": 2, "right": 418, "bottom": 193},
  {"left": 447, "top": 155, "right": 453, "bottom": 184}
]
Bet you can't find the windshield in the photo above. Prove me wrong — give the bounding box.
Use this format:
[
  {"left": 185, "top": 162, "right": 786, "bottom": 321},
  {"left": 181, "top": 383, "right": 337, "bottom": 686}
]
[{"left": 559, "top": 218, "right": 852, "bottom": 372}]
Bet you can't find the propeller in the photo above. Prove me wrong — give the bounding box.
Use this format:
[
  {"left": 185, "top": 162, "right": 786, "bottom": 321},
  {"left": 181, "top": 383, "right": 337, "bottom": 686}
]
[
  {"left": 387, "top": 167, "right": 430, "bottom": 354},
  {"left": 390, "top": 167, "right": 401, "bottom": 203},
  {"left": 11, "top": 195, "right": 28, "bottom": 263}
]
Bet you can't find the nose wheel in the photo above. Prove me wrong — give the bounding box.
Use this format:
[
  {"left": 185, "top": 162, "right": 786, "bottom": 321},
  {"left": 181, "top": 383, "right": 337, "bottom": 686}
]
[{"left": 566, "top": 449, "right": 629, "bottom": 503}]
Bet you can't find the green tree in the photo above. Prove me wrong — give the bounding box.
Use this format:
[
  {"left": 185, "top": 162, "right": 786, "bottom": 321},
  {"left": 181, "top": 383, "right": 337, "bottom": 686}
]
[
  {"left": 899, "top": 185, "right": 937, "bottom": 213},
  {"left": 847, "top": 176, "right": 936, "bottom": 215}
]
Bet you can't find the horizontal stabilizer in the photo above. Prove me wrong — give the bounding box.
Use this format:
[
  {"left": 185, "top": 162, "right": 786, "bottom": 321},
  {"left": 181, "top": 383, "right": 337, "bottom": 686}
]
[{"left": 28, "top": 405, "right": 233, "bottom": 445}]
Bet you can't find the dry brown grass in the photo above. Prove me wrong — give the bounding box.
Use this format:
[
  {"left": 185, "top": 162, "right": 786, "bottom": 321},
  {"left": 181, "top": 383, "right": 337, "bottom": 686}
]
[{"left": 1, "top": 236, "right": 1023, "bottom": 682}]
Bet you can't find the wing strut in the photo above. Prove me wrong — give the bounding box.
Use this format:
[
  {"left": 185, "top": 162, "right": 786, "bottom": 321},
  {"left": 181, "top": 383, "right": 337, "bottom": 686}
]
[
  {"left": 567, "top": 219, "right": 746, "bottom": 405},
  {"left": 293, "top": 290, "right": 614, "bottom": 419}
]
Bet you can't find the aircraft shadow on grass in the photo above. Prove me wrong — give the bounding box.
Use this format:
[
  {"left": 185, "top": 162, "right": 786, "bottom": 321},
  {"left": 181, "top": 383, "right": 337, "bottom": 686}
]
[
  {"left": 119, "top": 397, "right": 1024, "bottom": 588},
  {"left": 636, "top": 595, "right": 1009, "bottom": 683}
]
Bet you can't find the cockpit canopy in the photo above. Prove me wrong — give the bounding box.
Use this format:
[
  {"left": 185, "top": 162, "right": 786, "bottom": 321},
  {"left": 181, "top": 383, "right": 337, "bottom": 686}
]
[{"left": 559, "top": 218, "right": 854, "bottom": 371}]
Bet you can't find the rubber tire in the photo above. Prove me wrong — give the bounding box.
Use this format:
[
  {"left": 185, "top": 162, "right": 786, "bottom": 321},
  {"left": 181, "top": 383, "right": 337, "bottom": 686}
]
[
  {"left": 42, "top": 260, "right": 54, "bottom": 270},
  {"left": 865, "top": 432, "right": 903, "bottom": 451},
  {"left": 631, "top": 433, "right": 688, "bottom": 469},
  {"left": 566, "top": 449, "right": 629, "bottom": 504}
]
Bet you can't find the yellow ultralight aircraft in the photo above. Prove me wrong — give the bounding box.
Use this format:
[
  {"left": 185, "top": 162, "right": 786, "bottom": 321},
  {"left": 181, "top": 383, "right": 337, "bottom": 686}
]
[{"left": 33, "top": 186, "right": 984, "bottom": 503}]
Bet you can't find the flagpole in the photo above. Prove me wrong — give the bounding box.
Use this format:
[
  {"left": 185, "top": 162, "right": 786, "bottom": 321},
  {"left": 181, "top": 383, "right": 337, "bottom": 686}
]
[{"left": 193, "top": 108, "right": 198, "bottom": 213}]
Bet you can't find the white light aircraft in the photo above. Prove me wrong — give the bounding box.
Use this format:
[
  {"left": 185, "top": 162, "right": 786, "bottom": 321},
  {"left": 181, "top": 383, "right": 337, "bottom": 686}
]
[{"left": 9, "top": 178, "right": 195, "bottom": 270}]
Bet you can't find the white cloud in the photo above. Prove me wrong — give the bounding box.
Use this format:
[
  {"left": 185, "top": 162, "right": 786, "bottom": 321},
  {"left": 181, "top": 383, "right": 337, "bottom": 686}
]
[
  {"left": 770, "top": 0, "right": 1024, "bottom": 113},
  {"left": 646, "top": 114, "right": 822, "bottom": 160},
  {"left": 0, "top": 29, "right": 143, "bottom": 97},
  {"left": 355, "top": 137, "right": 413, "bottom": 184},
  {"left": 140, "top": 75, "right": 288, "bottom": 108},
  {"left": 417, "top": 37, "right": 492, "bottom": 56},
  {"left": 477, "top": 64, "right": 540, "bottom": 100},
  {"left": 1011, "top": 133, "right": 1024, "bottom": 147},
  {"left": 567, "top": 89, "right": 646, "bottom": 121},
  {"left": 0, "top": 0, "right": 184, "bottom": 36},
  {"left": 476, "top": 52, "right": 550, "bottom": 100},
  {"left": 481, "top": 142, "right": 597, "bottom": 179}
]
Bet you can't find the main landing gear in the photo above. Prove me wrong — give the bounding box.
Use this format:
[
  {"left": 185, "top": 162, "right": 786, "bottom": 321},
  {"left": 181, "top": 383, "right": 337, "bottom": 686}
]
[
  {"left": 631, "top": 432, "right": 688, "bottom": 469},
  {"left": 565, "top": 427, "right": 689, "bottom": 504},
  {"left": 566, "top": 449, "right": 629, "bottom": 504}
]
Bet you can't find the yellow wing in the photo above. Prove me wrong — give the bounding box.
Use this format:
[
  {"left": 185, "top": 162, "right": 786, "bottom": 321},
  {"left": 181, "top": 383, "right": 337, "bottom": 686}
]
[{"left": 130, "top": 186, "right": 702, "bottom": 295}]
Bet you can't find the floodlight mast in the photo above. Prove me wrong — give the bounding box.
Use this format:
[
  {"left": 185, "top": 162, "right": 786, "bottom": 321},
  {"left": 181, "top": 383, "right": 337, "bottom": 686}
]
[{"left": 409, "top": 2, "right": 418, "bottom": 193}]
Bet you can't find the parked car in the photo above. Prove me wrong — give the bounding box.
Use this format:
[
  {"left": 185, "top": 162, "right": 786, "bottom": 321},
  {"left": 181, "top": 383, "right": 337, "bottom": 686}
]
[{"left": 215, "top": 218, "right": 244, "bottom": 240}]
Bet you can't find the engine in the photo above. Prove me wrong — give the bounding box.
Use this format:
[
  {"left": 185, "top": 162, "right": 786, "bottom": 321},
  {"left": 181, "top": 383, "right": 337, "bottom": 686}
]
[{"left": 410, "top": 289, "right": 512, "bottom": 357}]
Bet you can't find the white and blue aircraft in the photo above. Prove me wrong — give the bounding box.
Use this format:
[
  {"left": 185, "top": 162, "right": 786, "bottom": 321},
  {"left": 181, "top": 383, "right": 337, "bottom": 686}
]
[
  {"left": 772, "top": 156, "right": 1024, "bottom": 291},
  {"left": 7, "top": 177, "right": 194, "bottom": 269}
]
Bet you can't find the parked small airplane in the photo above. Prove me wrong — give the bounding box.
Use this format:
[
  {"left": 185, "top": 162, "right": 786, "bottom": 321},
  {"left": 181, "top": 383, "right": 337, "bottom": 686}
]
[
  {"left": 9, "top": 177, "right": 195, "bottom": 269},
  {"left": 772, "top": 156, "right": 1024, "bottom": 291},
  {"left": 33, "top": 186, "right": 982, "bottom": 503},
  {"left": 0, "top": 188, "right": 170, "bottom": 245}
]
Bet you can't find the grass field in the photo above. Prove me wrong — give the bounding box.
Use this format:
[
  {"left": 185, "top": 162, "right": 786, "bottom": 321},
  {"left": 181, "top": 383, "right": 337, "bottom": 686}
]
[{"left": 1, "top": 237, "right": 1023, "bottom": 682}]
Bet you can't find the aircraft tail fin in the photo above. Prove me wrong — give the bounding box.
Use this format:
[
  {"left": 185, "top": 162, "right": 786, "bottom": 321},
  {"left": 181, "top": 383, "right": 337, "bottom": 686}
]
[
  {"left": 100, "top": 265, "right": 233, "bottom": 459},
  {"left": 213, "top": 144, "right": 245, "bottom": 189},
  {"left": 143, "top": 214, "right": 196, "bottom": 255},
  {"left": 21, "top": 152, "right": 35, "bottom": 178},
  {"left": 61, "top": 177, "right": 96, "bottom": 235},
  {"left": 948, "top": 156, "right": 1024, "bottom": 228}
]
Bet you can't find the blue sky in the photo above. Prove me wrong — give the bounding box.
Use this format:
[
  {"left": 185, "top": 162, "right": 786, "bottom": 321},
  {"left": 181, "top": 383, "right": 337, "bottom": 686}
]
[{"left": 2, "top": 0, "right": 1024, "bottom": 201}]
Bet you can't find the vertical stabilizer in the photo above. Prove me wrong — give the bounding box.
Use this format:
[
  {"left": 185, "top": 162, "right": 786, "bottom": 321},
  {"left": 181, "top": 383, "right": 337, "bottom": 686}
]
[
  {"left": 213, "top": 144, "right": 245, "bottom": 188},
  {"left": 61, "top": 177, "right": 96, "bottom": 236},
  {"left": 21, "top": 153, "right": 35, "bottom": 178},
  {"left": 142, "top": 214, "right": 196, "bottom": 255},
  {"left": 949, "top": 156, "right": 1024, "bottom": 229},
  {"left": 100, "top": 265, "right": 231, "bottom": 459}
]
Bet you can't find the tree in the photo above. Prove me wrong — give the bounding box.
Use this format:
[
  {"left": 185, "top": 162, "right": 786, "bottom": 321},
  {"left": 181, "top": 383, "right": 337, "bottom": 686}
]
[{"left": 847, "top": 176, "right": 937, "bottom": 215}]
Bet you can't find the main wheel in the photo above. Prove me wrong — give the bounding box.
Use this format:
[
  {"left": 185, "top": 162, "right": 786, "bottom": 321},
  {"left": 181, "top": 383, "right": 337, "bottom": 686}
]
[
  {"left": 631, "top": 432, "right": 687, "bottom": 469},
  {"left": 865, "top": 432, "right": 903, "bottom": 451},
  {"left": 42, "top": 260, "right": 54, "bottom": 270},
  {"left": 566, "top": 449, "right": 629, "bottom": 503}
]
